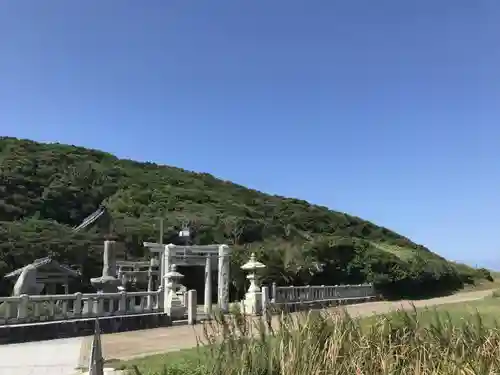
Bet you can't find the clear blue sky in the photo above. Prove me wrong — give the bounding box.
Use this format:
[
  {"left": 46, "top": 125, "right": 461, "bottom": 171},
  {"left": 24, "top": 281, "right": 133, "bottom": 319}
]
[{"left": 1, "top": 1, "right": 499, "bottom": 268}]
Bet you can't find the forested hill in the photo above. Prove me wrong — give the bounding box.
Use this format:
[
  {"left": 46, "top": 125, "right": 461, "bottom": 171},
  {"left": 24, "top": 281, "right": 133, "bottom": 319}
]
[{"left": 0, "top": 137, "right": 491, "bottom": 297}]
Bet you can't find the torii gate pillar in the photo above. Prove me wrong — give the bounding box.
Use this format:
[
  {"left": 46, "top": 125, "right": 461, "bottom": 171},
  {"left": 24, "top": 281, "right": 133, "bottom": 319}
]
[{"left": 217, "top": 244, "right": 230, "bottom": 313}]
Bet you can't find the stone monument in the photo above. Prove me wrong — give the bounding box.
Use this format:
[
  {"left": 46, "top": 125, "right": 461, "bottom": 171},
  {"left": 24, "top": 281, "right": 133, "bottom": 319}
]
[
  {"left": 12, "top": 265, "right": 44, "bottom": 296},
  {"left": 164, "top": 264, "right": 186, "bottom": 319},
  {"left": 240, "top": 253, "right": 266, "bottom": 315},
  {"left": 91, "top": 240, "right": 121, "bottom": 293}
]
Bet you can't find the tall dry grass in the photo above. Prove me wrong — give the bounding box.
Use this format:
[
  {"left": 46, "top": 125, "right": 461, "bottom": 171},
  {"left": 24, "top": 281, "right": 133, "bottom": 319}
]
[{"left": 134, "top": 306, "right": 500, "bottom": 375}]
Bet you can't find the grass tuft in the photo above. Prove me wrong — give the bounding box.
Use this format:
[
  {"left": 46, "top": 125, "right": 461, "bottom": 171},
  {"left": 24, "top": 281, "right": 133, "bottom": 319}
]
[{"left": 121, "top": 301, "right": 500, "bottom": 374}]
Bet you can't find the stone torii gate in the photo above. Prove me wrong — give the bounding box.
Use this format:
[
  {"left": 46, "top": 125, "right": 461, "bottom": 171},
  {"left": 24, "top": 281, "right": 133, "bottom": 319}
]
[{"left": 143, "top": 242, "right": 231, "bottom": 313}]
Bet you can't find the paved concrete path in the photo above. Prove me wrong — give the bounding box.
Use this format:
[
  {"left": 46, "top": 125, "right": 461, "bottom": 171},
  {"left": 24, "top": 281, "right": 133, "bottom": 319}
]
[
  {"left": 0, "top": 337, "right": 83, "bottom": 375},
  {"left": 0, "top": 289, "right": 493, "bottom": 374}
]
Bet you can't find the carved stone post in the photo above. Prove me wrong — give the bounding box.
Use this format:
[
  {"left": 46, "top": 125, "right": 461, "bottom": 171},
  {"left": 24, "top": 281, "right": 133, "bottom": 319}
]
[
  {"left": 118, "top": 291, "right": 127, "bottom": 313},
  {"left": 74, "top": 292, "right": 83, "bottom": 317},
  {"left": 204, "top": 255, "right": 212, "bottom": 315},
  {"left": 217, "top": 245, "right": 230, "bottom": 313}
]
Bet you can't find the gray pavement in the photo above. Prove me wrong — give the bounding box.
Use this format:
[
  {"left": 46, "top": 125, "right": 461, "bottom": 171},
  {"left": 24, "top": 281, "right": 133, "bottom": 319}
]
[
  {"left": 0, "top": 337, "right": 83, "bottom": 375},
  {"left": 0, "top": 306, "right": 210, "bottom": 375}
]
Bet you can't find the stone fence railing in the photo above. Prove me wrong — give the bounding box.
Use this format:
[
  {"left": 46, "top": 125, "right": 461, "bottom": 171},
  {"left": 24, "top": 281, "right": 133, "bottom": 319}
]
[
  {"left": 0, "top": 290, "right": 162, "bottom": 325},
  {"left": 270, "top": 283, "right": 376, "bottom": 305}
]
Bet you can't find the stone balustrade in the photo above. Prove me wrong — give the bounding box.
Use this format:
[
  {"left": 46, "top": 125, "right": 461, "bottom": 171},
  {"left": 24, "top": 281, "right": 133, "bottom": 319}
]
[
  {"left": 271, "top": 283, "right": 376, "bottom": 305},
  {"left": 0, "top": 290, "right": 162, "bottom": 325}
]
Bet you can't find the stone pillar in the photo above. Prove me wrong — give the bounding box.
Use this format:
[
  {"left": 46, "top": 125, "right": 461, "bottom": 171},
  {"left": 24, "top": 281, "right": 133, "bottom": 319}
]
[
  {"left": 118, "top": 291, "right": 127, "bottom": 313},
  {"left": 163, "top": 245, "right": 173, "bottom": 288},
  {"left": 261, "top": 286, "right": 272, "bottom": 334},
  {"left": 74, "top": 292, "right": 83, "bottom": 317},
  {"left": 187, "top": 289, "right": 197, "bottom": 325},
  {"left": 147, "top": 267, "right": 153, "bottom": 309},
  {"left": 103, "top": 240, "right": 117, "bottom": 277},
  {"left": 17, "top": 294, "right": 29, "bottom": 320},
  {"left": 149, "top": 257, "right": 159, "bottom": 291},
  {"left": 90, "top": 240, "right": 121, "bottom": 294},
  {"left": 261, "top": 286, "right": 269, "bottom": 317},
  {"left": 117, "top": 266, "right": 123, "bottom": 285},
  {"left": 217, "top": 245, "right": 230, "bottom": 313},
  {"left": 158, "top": 244, "right": 173, "bottom": 309},
  {"left": 204, "top": 255, "right": 212, "bottom": 315},
  {"left": 63, "top": 283, "right": 69, "bottom": 295}
]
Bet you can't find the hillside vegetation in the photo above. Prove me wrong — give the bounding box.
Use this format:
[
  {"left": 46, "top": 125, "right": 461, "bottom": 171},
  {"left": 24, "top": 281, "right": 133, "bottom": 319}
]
[{"left": 0, "top": 137, "right": 491, "bottom": 297}]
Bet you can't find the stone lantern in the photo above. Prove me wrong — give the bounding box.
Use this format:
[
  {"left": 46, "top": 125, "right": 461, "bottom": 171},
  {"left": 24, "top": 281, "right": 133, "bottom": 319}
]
[
  {"left": 163, "top": 264, "right": 186, "bottom": 319},
  {"left": 241, "top": 253, "right": 266, "bottom": 315}
]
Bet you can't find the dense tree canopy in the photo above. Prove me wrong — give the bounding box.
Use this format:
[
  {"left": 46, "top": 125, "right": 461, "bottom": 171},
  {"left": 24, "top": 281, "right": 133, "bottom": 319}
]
[{"left": 0, "top": 137, "right": 491, "bottom": 297}]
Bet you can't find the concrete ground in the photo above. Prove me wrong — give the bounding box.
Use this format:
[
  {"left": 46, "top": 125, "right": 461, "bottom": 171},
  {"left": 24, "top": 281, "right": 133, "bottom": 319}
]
[
  {"left": 0, "top": 337, "right": 83, "bottom": 375},
  {"left": 0, "top": 289, "right": 493, "bottom": 375}
]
